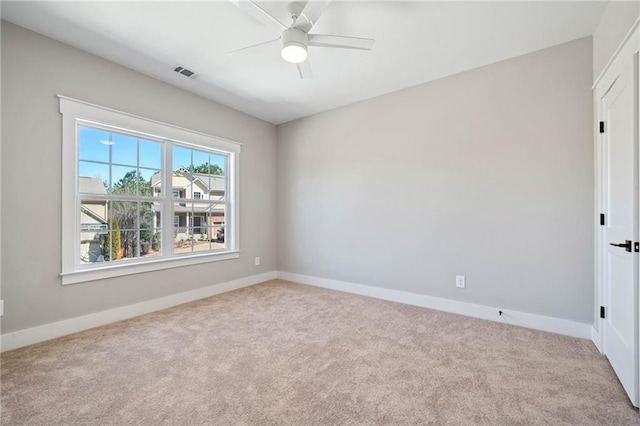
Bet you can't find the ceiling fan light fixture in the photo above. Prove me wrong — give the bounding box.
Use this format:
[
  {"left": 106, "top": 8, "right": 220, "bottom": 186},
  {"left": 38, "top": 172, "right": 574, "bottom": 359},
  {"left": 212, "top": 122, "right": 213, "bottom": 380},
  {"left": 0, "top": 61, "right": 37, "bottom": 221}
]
[
  {"left": 281, "top": 28, "right": 308, "bottom": 64},
  {"left": 229, "top": 1, "right": 375, "bottom": 79},
  {"left": 281, "top": 43, "right": 307, "bottom": 63}
]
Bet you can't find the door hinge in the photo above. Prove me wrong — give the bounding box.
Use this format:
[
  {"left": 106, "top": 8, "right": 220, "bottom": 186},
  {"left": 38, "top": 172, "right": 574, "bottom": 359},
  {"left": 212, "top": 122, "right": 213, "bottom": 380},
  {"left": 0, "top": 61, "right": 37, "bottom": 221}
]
[
  {"left": 600, "top": 214, "right": 605, "bottom": 226},
  {"left": 599, "top": 121, "right": 605, "bottom": 133},
  {"left": 600, "top": 306, "right": 605, "bottom": 319}
]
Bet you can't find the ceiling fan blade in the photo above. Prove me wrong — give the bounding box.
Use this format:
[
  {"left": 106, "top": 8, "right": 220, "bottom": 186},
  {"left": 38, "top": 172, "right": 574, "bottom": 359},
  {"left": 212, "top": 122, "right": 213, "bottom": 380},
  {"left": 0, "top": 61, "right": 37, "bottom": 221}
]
[
  {"left": 308, "top": 34, "right": 375, "bottom": 50},
  {"left": 228, "top": 37, "right": 280, "bottom": 59},
  {"left": 293, "top": 0, "right": 332, "bottom": 31},
  {"left": 296, "top": 60, "right": 313, "bottom": 79},
  {"left": 230, "top": 0, "right": 287, "bottom": 30}
]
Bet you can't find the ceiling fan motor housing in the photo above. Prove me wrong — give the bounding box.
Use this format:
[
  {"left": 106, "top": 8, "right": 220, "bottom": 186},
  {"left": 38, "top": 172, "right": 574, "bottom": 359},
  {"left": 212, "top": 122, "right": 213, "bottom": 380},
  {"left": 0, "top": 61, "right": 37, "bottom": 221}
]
[
  {"left": 286, "top": 2, "right": 305, "bottom": 21},
  {"left": 282, "top": 28, "right": 308, "bottom": 49}
]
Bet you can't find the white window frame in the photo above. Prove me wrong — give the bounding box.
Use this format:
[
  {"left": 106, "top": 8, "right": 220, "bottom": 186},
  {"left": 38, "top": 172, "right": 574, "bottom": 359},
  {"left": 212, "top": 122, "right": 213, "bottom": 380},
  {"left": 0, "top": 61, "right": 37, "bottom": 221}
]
[
  {"left": 60, "top": 96, "right": 241, "bottom": 285},
  {"left": 193, "top": 191, "right": 202, "bottom": 200}
]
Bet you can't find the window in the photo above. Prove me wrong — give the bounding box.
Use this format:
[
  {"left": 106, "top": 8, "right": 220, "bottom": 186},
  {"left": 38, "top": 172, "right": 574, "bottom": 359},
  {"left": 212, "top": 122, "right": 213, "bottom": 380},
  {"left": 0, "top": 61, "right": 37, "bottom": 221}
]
[{"left": 60, "top": 96, "right": 240, "bottom": 285}]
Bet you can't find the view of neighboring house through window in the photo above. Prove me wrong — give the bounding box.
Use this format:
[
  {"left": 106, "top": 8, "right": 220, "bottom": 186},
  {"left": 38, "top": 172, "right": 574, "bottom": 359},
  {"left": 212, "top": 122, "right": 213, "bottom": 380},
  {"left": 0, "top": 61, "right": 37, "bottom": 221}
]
[
  {"left": 78, "top": 126, "right": 228, "bottom": 264},
  {"left": 168, "top": 145, "right": 226, "bottom": 254},
  {"left": 61, "top": 97, "right": 240, "bottom": 284},
  {"left": 79, "top": 126, "right": 162, "bottom": 264}
]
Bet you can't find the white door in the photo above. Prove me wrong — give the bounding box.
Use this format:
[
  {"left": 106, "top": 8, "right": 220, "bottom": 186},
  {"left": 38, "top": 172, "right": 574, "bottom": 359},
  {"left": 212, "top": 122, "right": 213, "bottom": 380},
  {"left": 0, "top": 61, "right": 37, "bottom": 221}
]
[{"left": 601, "top": 54, "right": 639, "bottom": 407}]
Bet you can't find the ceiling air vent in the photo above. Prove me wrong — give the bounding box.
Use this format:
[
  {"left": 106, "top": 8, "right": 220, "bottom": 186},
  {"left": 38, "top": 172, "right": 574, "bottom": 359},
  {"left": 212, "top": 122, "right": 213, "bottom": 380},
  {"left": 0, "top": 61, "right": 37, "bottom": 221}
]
[{"left": 173, "top": 66, "right": 199, "bottom": 80}]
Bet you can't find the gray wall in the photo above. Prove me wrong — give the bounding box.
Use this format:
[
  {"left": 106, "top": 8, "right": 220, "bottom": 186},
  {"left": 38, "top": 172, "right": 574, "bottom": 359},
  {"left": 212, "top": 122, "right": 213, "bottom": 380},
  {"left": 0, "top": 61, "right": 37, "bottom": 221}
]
[
  {"left": 1, "top": 22, "right": 277, "bottom": 334},
  {"left": 592, "top": 0, "right": 640, "bottom": 81},
  {"left": 277, "top": 38, "right": 594, "bottom": 324}
]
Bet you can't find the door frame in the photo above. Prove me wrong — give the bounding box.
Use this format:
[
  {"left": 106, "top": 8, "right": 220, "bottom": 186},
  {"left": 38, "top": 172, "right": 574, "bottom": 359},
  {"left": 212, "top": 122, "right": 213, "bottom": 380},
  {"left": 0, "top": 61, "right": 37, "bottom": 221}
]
[{"left": 594, "top": 21, "right": 640, "bottom": 407}]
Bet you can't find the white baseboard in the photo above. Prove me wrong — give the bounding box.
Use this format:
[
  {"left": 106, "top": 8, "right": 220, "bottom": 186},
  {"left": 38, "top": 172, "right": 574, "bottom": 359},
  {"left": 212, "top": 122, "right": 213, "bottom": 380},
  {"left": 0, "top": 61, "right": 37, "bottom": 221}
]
[
  {"left": 276, "top": 271, "right": 592, "bottom": 340},
  {"left": 1, "top": 270, "right": 593, "bottom": 352},
  {"left": 0, "top": 271, "right": 277, "bottom": 352},
  {"left": 591, "top": 326, "right": 604, "bottom": 354}
]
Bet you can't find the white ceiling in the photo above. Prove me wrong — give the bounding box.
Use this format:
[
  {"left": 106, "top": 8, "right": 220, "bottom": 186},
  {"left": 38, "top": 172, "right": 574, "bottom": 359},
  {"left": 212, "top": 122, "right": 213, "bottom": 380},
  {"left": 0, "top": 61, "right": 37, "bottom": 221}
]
[{"left": 2, "top": 1, "right": 607, "bottom": 124}]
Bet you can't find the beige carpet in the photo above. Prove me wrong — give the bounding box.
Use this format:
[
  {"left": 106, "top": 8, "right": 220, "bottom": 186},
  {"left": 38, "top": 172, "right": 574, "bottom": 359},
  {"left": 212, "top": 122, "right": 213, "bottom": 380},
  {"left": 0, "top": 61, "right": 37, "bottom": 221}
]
[{"left": 1, "top": 280, "right": 639, "bottom": 425}]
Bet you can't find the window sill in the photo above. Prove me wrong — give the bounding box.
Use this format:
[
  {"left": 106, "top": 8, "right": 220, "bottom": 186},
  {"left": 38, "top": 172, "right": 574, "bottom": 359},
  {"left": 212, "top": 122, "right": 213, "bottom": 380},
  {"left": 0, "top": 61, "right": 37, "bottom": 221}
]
[{"left": 61, "top": 251, "right": 240, "bottom": 285}]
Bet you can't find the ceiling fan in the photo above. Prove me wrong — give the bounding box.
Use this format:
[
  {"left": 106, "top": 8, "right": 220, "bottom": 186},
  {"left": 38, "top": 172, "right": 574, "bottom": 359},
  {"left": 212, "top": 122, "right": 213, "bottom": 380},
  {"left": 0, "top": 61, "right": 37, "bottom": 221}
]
[{"left": 228, "top": 0, "right": 375, "bottom": 79}]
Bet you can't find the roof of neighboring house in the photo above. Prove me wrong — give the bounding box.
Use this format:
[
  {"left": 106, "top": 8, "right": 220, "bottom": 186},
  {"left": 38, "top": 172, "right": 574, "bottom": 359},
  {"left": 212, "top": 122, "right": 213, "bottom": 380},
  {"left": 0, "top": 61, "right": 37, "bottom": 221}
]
[
  {"left": 151, "top": 167, "right": 226, "bottom": 192},
  {"left": 79, "top": 176, "right": 107, "bottom": 194},
  {"left": 81, "top": 205, "right": 107, "bottom": 224}
]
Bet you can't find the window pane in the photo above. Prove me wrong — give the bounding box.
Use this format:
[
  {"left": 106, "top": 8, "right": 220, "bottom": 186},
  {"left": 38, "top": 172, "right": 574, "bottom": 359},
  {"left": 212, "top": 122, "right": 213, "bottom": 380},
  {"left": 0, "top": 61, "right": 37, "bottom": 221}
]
[
  {"left": 209, "top": 174, "right": 226, "bottom": 200},
  {"left": 101, "top": 231, "right": 122, "bottom": 262},
  {"left": 173, "top": 146, "right": 191, "bottom": 172},
  {"left": 192, "top": 230, "right": 211, "bottom": 253},
  {"left": 119, "top": 228, "right": 139, "bottom": 259},
  {"left": 210, "top": 153, "right": 226, "bottom": 176},
  {"left": 140, "top": 200, "right": 158, "bottom": 230},
  {"left": 80, "top": 199, "right": 108, "bottom": 264},
  {"left": 110, "top": 201, "right": 138, "bottom": 234},
  {"left": 78, "top": 127, "right": 110, "bottom": 163},
  {"left": 111, "top": 133, "right": 137, "bottom": 167},
  {"left": 188, "top": 153, "right": 226, "bottom": 201},
  {"left": 172, "top": 148, "right": 191, "bottom": 199},
  {"left": 78, "top": 163, "right": 109, "bottom": 194},
  {"left": 141, "top": 227, "right": 161, "bottom": 258},
  {"left": 209, "top": 226, "right": 225, "bottom": 250},
  {"left": 139, "top": 168, "right": 158, "bottom": 197},
  {"left": 187, "top": 182, "right": 206, "bottom": 200},
  {"left": 150, "top": 170, "right": 162, "bottom": 197},
  {"left": 173, "top": 202, "right": 191, "bottom": 253},
  {"left": 193, "top": 203, "right": 209, "bottom": 236},
  {"left": 104, "top": 202, "right": 139, "bottom": 262},
  {"left": 111, "top": 167, "right": 138, "bottom": 196},
  {"left": 207, "top": 203, "right": 226, "bottom": 250},
  {"left": 140, "top": 201, "right": 161, "bottom": 258},
  {"left": 192, "top": 150, "right": 208, "bottom": 172},
  {"left": 139, "top": 139, "right": 162, "bottom": 169},
  {"left": 172, "top": 201, "right": 217, "bottom": 254}
]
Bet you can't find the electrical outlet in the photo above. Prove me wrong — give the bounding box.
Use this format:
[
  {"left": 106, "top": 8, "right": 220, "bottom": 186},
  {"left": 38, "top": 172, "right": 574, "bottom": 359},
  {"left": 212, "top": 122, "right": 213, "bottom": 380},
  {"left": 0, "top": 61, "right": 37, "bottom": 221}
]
[
  {"left": 455, "top": 275, "right": 465, "bottom": 288},
  {"left": 254, "top": 257, "right": 260, "bottom": 266},
  {"left": 0, "top": 300, "right": 4, "bottom": 316}
]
